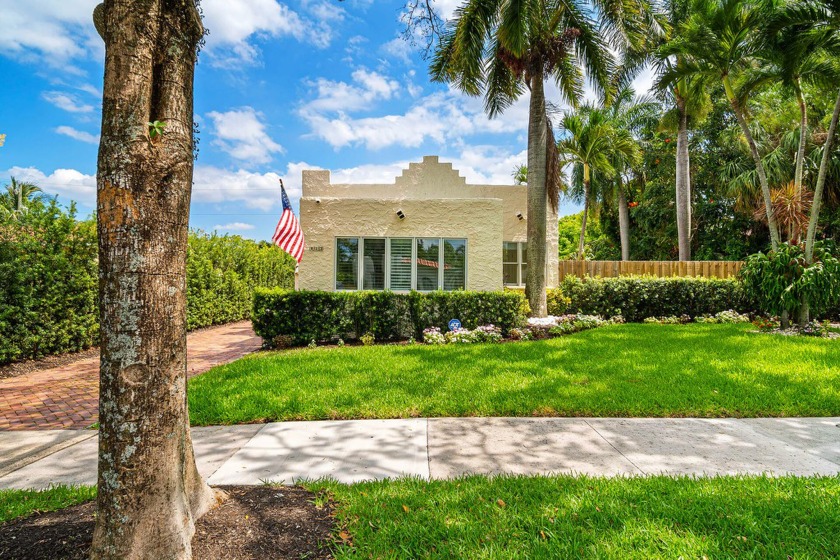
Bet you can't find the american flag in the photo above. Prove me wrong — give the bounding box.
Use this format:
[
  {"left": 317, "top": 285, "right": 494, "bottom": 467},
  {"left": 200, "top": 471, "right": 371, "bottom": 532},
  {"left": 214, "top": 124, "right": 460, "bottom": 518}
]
[{"left": 272, "top": 180, "right": 305, "bottom": 263}]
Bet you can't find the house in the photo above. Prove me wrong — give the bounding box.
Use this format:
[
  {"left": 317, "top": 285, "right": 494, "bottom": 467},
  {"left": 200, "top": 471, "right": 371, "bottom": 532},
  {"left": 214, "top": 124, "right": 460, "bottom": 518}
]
[{"left": 297, "top": 156, "right": 559, "bottom": 292}]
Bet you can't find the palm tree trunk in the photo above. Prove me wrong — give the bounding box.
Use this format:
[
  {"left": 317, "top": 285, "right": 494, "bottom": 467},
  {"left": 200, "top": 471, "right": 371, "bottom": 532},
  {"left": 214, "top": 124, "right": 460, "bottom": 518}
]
[
  {"left": 617, "top": 184, "right": 630, "bottom": 261},
  {"left": 578, "top": 165, "right": 590, "bottom": 260},
  {"left": 675, "top": 97, "right": 691, "bottom": 261},
  {"left": 794, "top": 79, "right": 807, "bottom": 199},
  {"left": 525, "top": 72, "right": 548, "bottom": 317},
  {"left": 800, "top": 86, "right": 840, "bottom": 325},
  {"left": 805, "top": 87, "right": 840, "bottom": 263},
  {"left": 723, "top": 76, "right": 781, "bottom": 250}
]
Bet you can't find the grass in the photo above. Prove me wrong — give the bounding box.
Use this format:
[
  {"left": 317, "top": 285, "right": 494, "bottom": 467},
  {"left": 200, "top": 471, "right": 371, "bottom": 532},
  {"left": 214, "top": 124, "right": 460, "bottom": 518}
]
[
  {"left": 4, "top": 476, "right": 838, "bottom": 559},
  {"left": 0, "top": 485, "right": 96, "bottom": 523},
  {"left": 308, "top": 474, "right": 840, "bottom": 559},
  {"left": 188, "top": 323, "right": 840, "bottom": 425}
]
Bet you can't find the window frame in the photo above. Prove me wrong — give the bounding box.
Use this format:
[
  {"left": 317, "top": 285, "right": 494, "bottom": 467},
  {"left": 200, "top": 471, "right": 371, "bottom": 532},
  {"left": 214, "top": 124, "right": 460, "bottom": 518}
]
[
  {"left": 334, "top": 236, "right": 467, "bottom": 292},
  {"left": 502, "top": 241, "right": 527, "bottom": 287}
]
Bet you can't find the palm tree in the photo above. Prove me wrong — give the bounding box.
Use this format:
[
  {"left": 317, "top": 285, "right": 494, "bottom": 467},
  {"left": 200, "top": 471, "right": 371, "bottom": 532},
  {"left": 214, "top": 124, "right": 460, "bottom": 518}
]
[
  {"left": 661, "top": 0, "right": 782, "bottom": 249},
  {"left": 617, "top": 0, "right": 708, "bottom": 261},
  {"left": 0, "top": 177, "right": 42, "bottom": 216},
  {"left": 431, "top": 0, "right": 652, "bottom": 316},
  {"left": 603, "top": 87, "right": 660, "bottom": 260},
  {"left": 558, "top": 105, "right": 639, "bottom": 259}
]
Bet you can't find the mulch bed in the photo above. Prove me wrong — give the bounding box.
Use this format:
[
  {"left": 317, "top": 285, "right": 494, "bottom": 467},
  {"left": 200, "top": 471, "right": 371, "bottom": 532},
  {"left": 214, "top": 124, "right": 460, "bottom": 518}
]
[{"left": 0, "top": 486, "right": 337, "bottom": 560}]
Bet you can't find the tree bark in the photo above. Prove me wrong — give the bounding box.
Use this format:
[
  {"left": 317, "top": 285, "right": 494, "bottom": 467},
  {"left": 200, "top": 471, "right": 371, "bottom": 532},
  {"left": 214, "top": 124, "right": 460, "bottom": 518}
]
[
  {"left": 91, "top": 2, "right": 218, "bottom": 559},
  {"left": 577, "top": 166, "right": 590, "bottom": 260},
  {"left": 805, "top": 87, "right": 840, "bottom": 263},
  {"left": 617, "top": 185, "right": 630, "bottom": 261},
  {"left": 525, "top": 72, "right": 548, "bottom": 317},
  {"left": 723, "top": 75, "right": 781, "bottom": 250},
  {"left": 675, "top": 96, "right": 691, "bottom": 261},
  {"left": 794, "top": 80, "right": 808, "bottom": 199}
]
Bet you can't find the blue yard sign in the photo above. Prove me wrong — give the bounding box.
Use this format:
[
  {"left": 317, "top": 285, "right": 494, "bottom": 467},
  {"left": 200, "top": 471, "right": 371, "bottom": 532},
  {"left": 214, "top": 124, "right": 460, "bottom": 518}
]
[{"left": 448, "top": 319, "right": 462, "bottom": 331}]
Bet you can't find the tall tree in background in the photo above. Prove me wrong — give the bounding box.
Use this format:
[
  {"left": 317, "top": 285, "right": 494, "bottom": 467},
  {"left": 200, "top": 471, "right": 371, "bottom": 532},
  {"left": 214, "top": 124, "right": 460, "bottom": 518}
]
[
  {"left": 662, "top": 0, "right": 782, "bottom": 249},
  {"left": 431, "top": 0, "right": 648, "bottom": 315},
  {"left": 602, "top": 87, "right": 658, "bottom": 260},
  {"left": 90, "top": 1, "right": 218, "bottom": 558},
  {"left": 1, "top": 177, "right": 42, "bottom": 216},
  {"left": 618, "top": 0, "right": 707, "bottom": 261}
]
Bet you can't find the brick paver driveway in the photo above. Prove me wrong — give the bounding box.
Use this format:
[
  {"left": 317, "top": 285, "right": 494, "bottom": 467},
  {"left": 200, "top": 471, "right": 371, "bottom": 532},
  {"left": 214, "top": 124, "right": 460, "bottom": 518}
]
[{"left": 0, "top": 322, "right": 261, "bottom": 430}]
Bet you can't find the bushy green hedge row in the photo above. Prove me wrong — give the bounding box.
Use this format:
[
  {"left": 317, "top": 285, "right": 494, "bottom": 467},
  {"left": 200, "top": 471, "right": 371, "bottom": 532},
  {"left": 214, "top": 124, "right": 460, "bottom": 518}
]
[
  {"left": 186, "top": 233, "right": 295, "bottom": 330},
  {"left": 0, "top": 201, "right": 98, "bottom": 365},
  {"left": 0, "top": 200, "right": 294, "bottom": 365},
  {"left": 252, "top": 289, "right": 528, "bottom": 346},
  {"left": 548, "top": 276, "right": 753, "bottom": 321}
]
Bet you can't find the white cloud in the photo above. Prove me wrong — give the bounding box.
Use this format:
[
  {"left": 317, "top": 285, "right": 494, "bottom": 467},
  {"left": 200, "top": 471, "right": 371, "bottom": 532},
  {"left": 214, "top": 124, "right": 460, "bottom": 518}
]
[
  {"left": 300, "top": 85, "right": 532, "bottom": 150},
  {"left": 42, "top": 91, "right": 95, "bottom": 113},
  {"left": 212, "top": 222, "right": 255, "bottom": 231},
  {"left": 201, "top": 0, "right": 345, "bottom": 66},
  {"left": 0, "top": 0, "right": 101, "bottom": 68},
  {"left": 207, "top": 107, "right": 283, "bottom": 164},
  {"left": 380, "top": 37, "right": 412, "bottom": 65},
  {"left": 56, "top": 126, "right": 100, "bottom": 144},
  {"left": 4, "top": 166, "right": 97, "bottom": 206},
  {"left": 192, "top": 165, "right": 288, "bottom": 209},
  {"left": 303, "top": 69, "right": 401, "bottom": 113}
]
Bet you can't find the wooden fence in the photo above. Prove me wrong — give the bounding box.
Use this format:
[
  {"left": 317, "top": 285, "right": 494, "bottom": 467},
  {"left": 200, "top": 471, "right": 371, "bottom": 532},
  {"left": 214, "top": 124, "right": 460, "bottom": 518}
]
[{"left": 558, "top": 260, "right": 744, "bottom": 280}]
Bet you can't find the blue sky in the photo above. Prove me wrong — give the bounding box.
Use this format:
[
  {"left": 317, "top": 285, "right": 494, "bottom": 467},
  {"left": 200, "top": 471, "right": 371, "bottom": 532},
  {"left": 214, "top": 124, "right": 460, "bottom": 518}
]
[{"left": 0, "top": 0, "right": 639, "bottom": 239}]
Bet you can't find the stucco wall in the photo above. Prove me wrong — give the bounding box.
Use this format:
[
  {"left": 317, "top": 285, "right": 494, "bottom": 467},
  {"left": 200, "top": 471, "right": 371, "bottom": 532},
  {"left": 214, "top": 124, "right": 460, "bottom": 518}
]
[{"left": 298, "top": 156, "right": 559, "bottom": 291}]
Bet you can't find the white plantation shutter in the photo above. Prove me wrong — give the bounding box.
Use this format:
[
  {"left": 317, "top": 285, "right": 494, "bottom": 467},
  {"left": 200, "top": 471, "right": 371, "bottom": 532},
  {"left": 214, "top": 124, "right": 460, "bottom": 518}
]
[{"left": 389, "top": 238, "right": 412, "bottom": 290}]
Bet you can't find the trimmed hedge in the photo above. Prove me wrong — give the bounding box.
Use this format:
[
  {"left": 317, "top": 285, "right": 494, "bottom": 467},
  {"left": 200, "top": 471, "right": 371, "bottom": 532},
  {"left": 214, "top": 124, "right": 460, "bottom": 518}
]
[
  {"left": 252, "top": 289, "right": 529, "bottom": 346},
  {"left": 0, "top": 200, "right": 294, "bottom": 365},
  {"left": 550, "top": 276, "right": 752, "bottom": 321}
]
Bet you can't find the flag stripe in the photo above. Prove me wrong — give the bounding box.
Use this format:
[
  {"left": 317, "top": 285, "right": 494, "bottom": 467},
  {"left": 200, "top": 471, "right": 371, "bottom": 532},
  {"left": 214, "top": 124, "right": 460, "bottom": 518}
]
[{"left": 273, "top": 185, "right": 305, "bottom": 263}]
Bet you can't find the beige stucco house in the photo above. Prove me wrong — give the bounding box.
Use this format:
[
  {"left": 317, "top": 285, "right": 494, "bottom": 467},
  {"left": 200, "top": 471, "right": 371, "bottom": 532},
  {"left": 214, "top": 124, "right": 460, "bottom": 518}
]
[{"left": 298, "top": 156, "right": 559, "bottom": 292}]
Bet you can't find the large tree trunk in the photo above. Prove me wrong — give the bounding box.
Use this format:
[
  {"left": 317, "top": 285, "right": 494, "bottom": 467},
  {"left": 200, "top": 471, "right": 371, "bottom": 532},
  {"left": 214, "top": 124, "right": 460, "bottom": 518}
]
[
  {"left": 675, "top": 97, "right": 691, "bottom": 261},
  {"left": 525, "top": 73, "right": 548, "bottom": 317},
  {"left": 723, "top": 76, "right": 781, "bottom": 249},
  {"left": 91, "top": 2, "right": 218, "bottom": 559},
  {"left": 617, "top": 185, "right": 630, "bottom": 261}
]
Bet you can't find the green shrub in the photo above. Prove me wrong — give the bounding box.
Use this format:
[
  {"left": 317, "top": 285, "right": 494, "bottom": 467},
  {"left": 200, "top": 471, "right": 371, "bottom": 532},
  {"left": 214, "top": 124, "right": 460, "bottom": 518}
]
[
  {"left": 252, "top": 289, "right": 527, "bottom": 346},
  {"left": 0, "top": 200, "right": 98, "bottom": 364},
  {"left": 740, "top": 243, "right": 840, "bottom": 321},
  {"left": 558, "top": 276, "right": 752, "bottom": 322},
  {"left": 0, "top": 202, "right": 294, "bottom": 365}
]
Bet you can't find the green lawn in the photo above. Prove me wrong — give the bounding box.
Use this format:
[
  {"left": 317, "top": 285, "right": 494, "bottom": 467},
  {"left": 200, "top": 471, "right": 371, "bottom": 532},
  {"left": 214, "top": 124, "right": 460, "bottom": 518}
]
[
  {"left": 188, "top": 323, "right": 840, "bottom": 425},
  {"left": 311, "top": 474, "right": 840, "bottom": 559},
  {"left": 4, "top": 476, "right": 838, "bottom": 559},
  {"left": 0, "top": 485, "right": 95, "bottom": 523}
]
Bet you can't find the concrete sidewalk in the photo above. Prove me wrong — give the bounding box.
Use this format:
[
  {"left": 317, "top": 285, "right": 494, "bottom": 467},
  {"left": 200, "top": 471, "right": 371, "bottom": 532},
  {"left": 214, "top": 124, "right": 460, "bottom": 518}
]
[{"left": 1, "top": 417, "right": 838, "bottom": 489}]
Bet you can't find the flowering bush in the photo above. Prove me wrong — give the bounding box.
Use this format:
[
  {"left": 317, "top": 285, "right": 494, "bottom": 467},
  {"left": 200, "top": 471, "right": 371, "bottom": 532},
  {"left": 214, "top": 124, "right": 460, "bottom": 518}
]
[
  {"left": 752, "top": 317, "right": 779, "bottom": 332},
  {"left": 643, "top": 315, "right": 691, "bottom": 324},
  {"left": 548, "top": 314, "right": 607, "bottom": 335},
  {"left": 798, "top": 320, "right": 832, "bottom": 337},
  {"left": 423, "top": 327, "right": 446, "bottom": 345},
  {"left": 509, "top": 327, "right": 533, "bottom": 341},
  {"left": 695, "top": 310, "right": 751, "bottom": 324}
]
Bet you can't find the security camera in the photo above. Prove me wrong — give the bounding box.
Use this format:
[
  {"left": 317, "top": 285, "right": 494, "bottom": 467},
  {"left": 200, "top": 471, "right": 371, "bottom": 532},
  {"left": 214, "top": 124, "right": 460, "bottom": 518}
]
[
  {"left": 315, "top": 198, "right": 321, "bottom": 204},
  {"left": 396, "top": 209, "right": 405, "bottom": 220},
  {"left": 516, "top": 212, "right": 524, "bottom": 221}
]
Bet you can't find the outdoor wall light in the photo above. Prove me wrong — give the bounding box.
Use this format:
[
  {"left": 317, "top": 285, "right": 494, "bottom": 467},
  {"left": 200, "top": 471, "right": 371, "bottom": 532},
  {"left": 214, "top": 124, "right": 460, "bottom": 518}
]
[
  {"left": 396, "top": 209, "right": 406, "bottom": 220},
  {"left": 516, "top": 212, "right": 524, "bottom": 221}
]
